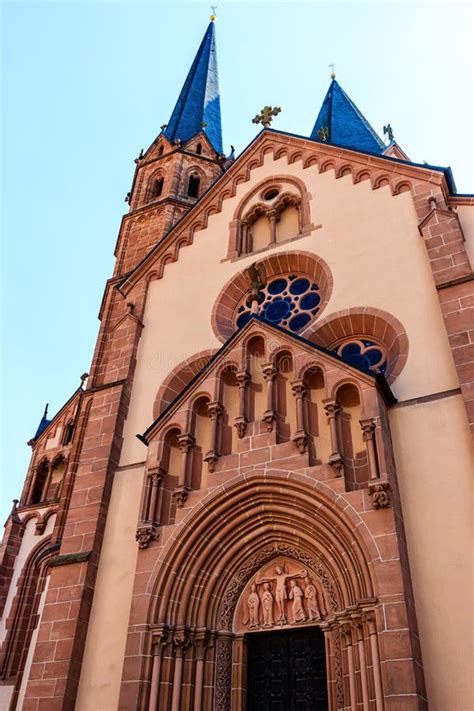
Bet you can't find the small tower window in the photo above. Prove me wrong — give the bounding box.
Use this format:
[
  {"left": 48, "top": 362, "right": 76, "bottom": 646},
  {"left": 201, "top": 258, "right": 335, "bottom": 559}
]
[
  {"left": 62, "top": 421, "right": 74, "bottom": 446},
  {"left": 158, "top": 145, "right": 164, "bottom": 156},
  {"left": 196, "top": 143, "right": 202, "bottom": 155},
  {"left": 154, "top": 178, "right": 164, "bottom": 198},
  {"left": 187, "top": 174, "right": 200, "bottom": 198}
]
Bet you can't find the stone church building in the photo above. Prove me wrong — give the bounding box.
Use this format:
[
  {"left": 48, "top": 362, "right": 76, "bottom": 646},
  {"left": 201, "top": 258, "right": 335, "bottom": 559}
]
[{"left": 1, "top": 18, "right": 473, "bottom": 711}]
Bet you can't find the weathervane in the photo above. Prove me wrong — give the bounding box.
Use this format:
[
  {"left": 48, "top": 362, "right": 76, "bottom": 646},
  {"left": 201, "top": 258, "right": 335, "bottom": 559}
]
[
  {"left": 383, "top": 124, "right": 394, "bottom": 142},
  {"left": 329, "top": 63, "right": 336, "bottom": 79},
  {"left": 210, "top": 5, "right": 217, "bottom": 21},
  {"left": 252, "top": 105, "right": 281, "bottom": 129}
]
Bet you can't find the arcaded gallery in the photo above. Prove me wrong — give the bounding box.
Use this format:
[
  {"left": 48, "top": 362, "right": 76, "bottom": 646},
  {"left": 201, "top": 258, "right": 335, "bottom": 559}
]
[{"left": 1, "top": 15, "right": 473, "bottom": 711}]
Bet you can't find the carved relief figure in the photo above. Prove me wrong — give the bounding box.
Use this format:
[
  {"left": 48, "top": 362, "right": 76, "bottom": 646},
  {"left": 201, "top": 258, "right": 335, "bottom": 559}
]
[
  {"left": 304, "top": 579, "right": 322, "bottom": 620},
  {"left": 289, "top": 579, "right": 306, "bottom": 623},
  {"left": 256, "top": 564, "right": 307, "bottom": 624},
  {"left": 260, "top": 583, "right": 274, "bottom": 627},
  {"left": 245, "top": 584, "right": 260, "bottom": 628}
]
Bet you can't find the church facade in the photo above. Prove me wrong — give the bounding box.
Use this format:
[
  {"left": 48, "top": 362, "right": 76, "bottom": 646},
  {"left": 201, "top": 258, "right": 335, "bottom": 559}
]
[{"left": 1, "top": 19, "right": 473, "bottom": 711}]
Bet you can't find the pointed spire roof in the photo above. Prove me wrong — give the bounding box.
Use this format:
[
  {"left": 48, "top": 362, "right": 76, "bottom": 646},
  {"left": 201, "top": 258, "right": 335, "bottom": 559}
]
[
  {"left": 164, "top": 21, "right": 223, "bottom": 154},
  {"left": 33, "top": 403, "right": 50, "bottom": 439},
  {"left": 311, "top": 79, "right": 385, "bottom": 155}
]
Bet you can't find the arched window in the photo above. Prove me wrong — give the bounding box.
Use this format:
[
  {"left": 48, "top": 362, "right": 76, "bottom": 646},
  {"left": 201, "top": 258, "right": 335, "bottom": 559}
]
[
  {"left": 336, "top": 384, "right": 367, "bottom": 491},
  {"left": 61, "top": 421, "right": 74, "bottom": 446},
  {"left": 187, "top": 174, "right": 200, "bottom": 198},
  {"left": 154, "top": 177, "right": 164, "bottom": 198},
  {"left": 157, "top": 145, "right": 164, "bottom": 156},
  {"left": 30, "top": 460, "right": 49, "bottom": 505},
  {"left": 196, "top": 143, "right": 202, "bottom": 155}
]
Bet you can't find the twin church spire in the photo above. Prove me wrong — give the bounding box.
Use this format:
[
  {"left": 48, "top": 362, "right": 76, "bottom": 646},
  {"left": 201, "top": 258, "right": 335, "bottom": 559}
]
[
  {"left": 163, "top": 21, "right": 223, "bottom": 154},
  {"left": 160, "top": 21, "right": 391, "bottom": 163}
]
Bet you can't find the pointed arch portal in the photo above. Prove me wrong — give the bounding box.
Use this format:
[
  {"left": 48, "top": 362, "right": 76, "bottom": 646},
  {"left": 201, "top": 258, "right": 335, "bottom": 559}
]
[{"left": 124, "top": 471, "right": 423, "bottom": 710}]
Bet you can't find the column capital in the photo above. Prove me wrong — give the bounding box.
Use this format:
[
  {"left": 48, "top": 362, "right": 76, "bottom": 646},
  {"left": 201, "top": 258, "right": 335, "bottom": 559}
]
[
  {"left": 178, "top": 433, "right": 195, "bottom": 453},
  {"left": 323, "top": 398, "right": 341, "bottom": 418},
  {"left": 147, "top": 465, "right": 166, "bottom": 481},
  {"left": 236, "top": 369, "right": 250, "bottom": 387},
  {"left": 360, "top": 417, "right": 376, "bottom": 441},
  {"left": 172, "top": 628, "right": 192, "bottom": 658},
  {"left": 291, "top": 379, "right": 307, "bottom": 397},
  {"left": 208, "top": 401, "right": 224, "bottom": 419},
  {"left": 262, "top": 361, "right": 277, "bottom": 380}
]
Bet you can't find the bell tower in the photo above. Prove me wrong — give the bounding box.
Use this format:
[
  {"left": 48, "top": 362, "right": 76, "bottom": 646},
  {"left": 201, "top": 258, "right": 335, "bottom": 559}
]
[{"left": 115, "top": 19, "right": 228, "bottom": 277}]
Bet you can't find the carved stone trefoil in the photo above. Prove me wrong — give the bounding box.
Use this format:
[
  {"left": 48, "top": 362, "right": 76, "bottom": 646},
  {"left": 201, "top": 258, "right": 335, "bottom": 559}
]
[{"left": 368, "top": 480, "right": 391, "bottom": 509}]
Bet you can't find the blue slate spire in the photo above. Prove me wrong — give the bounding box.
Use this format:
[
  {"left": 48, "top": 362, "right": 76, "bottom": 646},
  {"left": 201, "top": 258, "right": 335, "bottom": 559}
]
[
  {"left": 33, "top": 403, "right": 50, "bottom": 439},
  {"left": 311, "top": 79, "right": 385, "bottom": 155},
  {"left": 164, "top": 21, "right": 223, "bottom": 154}
]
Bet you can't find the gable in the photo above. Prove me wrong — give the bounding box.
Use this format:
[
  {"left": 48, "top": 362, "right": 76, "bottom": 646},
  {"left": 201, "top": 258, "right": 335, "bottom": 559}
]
[
  {"left": 118, "top": 129, "right": 454, "bottom": 297},
  {"left": 141, "top": 317, "right": 392, "bottom": 444}
]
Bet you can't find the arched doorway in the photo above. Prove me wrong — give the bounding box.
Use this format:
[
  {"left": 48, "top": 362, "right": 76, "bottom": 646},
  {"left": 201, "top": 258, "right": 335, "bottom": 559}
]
[{"left": 126, "top": 472, "right": 425, "bottom": 710}]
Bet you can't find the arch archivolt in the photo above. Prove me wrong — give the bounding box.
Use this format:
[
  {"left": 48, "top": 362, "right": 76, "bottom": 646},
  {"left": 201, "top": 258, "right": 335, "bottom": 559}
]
[
  {"left": 149, "top": 473, "right": 375, "bottom": 630},
  {"left": 136, "top": 472, "right": 391, "bottom": 710}
]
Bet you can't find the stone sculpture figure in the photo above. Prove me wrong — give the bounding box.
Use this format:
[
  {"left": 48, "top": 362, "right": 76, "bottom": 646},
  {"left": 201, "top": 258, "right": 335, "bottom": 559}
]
[
  {"left": 304, "top": 579, "right": 322, "bottom": 620},
  {"left": 304, "top": 581, "right": 320, "bottom": 620},
  {"left": 256, "top": 565, "right": 307, "bottom": 624},
  {"left": 289, "top": 579, "right": 306, "bottom": 623},
  {"left": 245, "top": 584, "right": 260, "bottom": 628},
  {"left": 260, "top": 583, "right": 274, "bottom": 627}
]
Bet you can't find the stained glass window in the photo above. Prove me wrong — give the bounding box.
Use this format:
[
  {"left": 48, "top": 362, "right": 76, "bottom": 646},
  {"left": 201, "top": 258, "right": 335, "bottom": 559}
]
[
  {"left": 335, "top": 339, "right": 388, "bottom": 374},
  {"left": 235, "top": 274, "right": 321, "bottom": 332}
]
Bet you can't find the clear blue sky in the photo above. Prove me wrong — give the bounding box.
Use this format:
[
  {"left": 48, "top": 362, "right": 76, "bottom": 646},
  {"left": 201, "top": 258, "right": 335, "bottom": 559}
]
[{"left": 1, "top": 0, "right": 472, "bottom": 522}]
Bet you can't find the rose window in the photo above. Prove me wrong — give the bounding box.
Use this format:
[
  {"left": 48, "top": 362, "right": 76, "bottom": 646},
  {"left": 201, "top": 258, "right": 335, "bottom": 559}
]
[
  {"left": 236, "top": 274, "right": 321, "bottom": 332},
  {"left": 335, "top": 339, "right": 387, "bottom": 374}
]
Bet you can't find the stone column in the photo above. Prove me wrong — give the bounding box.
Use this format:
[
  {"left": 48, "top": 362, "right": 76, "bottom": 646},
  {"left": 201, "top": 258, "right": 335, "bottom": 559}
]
[
  {"left": 240, "top": 219, "right": 249, "bottom": 254},
  {"left": 234, "top": 370, "right": 250, "bottom": 438},
  {"left": 171, "top": 630, "right": 190, "bottom": 711},
  {"left": 323, "top": 398, "right": 343, "bottom": 476},
  {"left": 291, "top": 379, "right": 308, "bottom": 453},
  {"left": 204, "top": 401, "right": 223, "bottom": 473},
  {"left": 352, "top": 616, "right": 369, "bottom": 710},
  {"left": 173, "top": 433, "right": 195, "bottom": 508},
  {"left": 360, "top": 418, "right": 379, "bottom": 481},
  {"left": 363, "top": 611, "right": 384, "bottom": 711},
  {"left": 341, "top": 622, "right": 357, "bottom": 711},
  {"left": 193, "top": 630, "right": 211, "bottom": 711},
  {"left": 148, "top": 627, "right": 169, "bottom": 711},
  {"left": 268, "top": 209, "right": 278, "bottom": 244},
  {"left": 136, "top": 466, "right": 164, "bottom": 549},
  {"left": 262, "top": 362, "right": 277, "bottom": 432}
]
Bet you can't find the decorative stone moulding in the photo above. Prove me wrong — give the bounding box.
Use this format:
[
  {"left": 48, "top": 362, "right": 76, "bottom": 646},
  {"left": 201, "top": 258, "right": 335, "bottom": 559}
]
[{"left": 211, "top": 250, "right": 333, "bottom": 343}]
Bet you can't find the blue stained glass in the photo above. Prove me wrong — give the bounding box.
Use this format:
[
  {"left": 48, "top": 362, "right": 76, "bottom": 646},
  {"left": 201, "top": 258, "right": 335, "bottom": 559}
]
[
  {"left": 340, "top": 342, "right": 362, "bottom": 357},
  {"left": 236, "top": 312, "right": 252, "bottom": 329},
  {"left": 289, "top": 313, "right": 311, "bottom": 331},
  {"left": 300, "top": 292, "right": 321, "bottom": 310},
  {"left": 289, "top": 278, "right": 310, "bottom": 295},
  {"left": 345, "top": 353, "right": 371, "bottom": 371},
  {"left": 365, "top": 347, "right": 384, "bottom": 365},
  {"left": 267, "top": 278, "right": 287, "bottom": 295},
  {"left": 264, "top": 299, "right": 291, "bottom": 323}
]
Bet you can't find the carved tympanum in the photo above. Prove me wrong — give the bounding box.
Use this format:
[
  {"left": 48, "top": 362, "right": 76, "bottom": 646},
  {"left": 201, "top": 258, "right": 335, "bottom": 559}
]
[{"left": 236, "top": 557, "right": 328, "bottom": 633}]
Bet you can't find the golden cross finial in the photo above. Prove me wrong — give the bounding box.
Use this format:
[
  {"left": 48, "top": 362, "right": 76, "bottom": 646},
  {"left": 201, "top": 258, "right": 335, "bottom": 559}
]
[
  {"left": 252, "top": 105, "right": 281, "bottom": 129},
  {"left": 210, "top": 5, "right": 217, "bottom": 21},
  {"left": 329, "top": 63, "right": 336, "bottom": 79}
]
